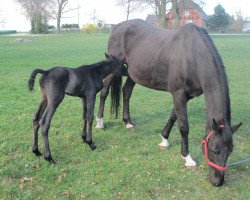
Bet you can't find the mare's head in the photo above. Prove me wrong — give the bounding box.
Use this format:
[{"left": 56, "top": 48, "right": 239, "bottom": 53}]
[
  {"left": 105, "top": 52, "right": 128, "bottom": 76},
  {"left": 203, "top": 119, "right": 242, "bottom": 186}
]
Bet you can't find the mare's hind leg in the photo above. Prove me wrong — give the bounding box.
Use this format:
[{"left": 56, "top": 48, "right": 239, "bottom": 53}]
[
  {"left": 39, "top": 95, "right": 64, "bottom": 164},
  {"left": 32, "top": 96, "right": 47, "bottom": 156},
  {"left": 96, "top": 75, "right": 114, "bottom": 129},
  {"left": 172, "top": 90, "right": 196, "bottom": 167},
  {"left": 123, "top": 76, "right": 135, "bottom": 128}
]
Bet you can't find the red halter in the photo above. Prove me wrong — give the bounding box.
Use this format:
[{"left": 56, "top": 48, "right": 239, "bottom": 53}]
[{"left": 201, "top": 125, "right": 228, "bottom": 171}]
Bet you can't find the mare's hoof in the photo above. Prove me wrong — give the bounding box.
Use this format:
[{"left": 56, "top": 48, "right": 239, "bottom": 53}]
[
  {"left": 159, "top": 136, "right": 169, "bottom": 150},
  {"left": 96, "top": 117, "right": 104, "bottom": 129},
  {"left": 32, "top": 149, "right": 42, "bottom": 156},
  {"left": 159, "top": 145, "right": 167, "bottom": 151},
  {"left": 126, "top": 123, "right": 134, "bottom": 129},
  {"left": 181, "top": 154, "right": 197, "bottom": 167}
]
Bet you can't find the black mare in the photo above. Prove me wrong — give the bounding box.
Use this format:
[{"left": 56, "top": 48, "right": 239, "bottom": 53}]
[
  {"left": 96, "top": 19, "right": 242, "bottom": 186},
  {"left": 28, "top": 54, "right": 127, "bottom": 164}
]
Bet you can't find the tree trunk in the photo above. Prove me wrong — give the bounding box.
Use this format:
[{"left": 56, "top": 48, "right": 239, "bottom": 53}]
[
  {"left": 57, "top": 5, "right": 62, "bottom": 33},
  {"left": 126, "top": 0, "right": 131, "bottom": 20},
  {"left": 156, "top": 0, "right": 167, "bottom": 28},
  {"left": 172, "top": 0, "right": 180, "bottom": 28}
]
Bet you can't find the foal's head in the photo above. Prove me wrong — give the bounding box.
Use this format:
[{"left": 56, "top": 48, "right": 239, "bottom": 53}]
[
  {"left": 203, "top": 119, "right": 242, "bottom": 186},
  {"left": 105, "top": 52, "right": 128, "bottom": 76}
]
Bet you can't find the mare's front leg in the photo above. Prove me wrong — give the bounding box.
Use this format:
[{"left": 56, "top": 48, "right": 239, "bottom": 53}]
[
  {"left": 159, "top": 108, "right": 177, "bottom": 148},
  {"left": 96, "top": 75, "right": 114, "bottom": 129},
  {"left": 172, "top": 89, "right": 196, "bottom": 167},
  {"left": 85, "top": 94, "right": 97, "bottom": 150},
  {"left": 123, "top": 76, "right": 135, "bottom": 128}
]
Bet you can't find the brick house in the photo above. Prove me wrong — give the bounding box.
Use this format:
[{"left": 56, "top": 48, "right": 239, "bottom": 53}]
[{"left": 167, "top": 0, "right": 208, "bottom": 28}]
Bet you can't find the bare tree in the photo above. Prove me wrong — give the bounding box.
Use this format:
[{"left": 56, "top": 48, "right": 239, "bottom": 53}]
[
  {"left": 0, "top": 9, "right": 5, "bottom": 27},
  {"left": 53, "top": 0, "right": 69, "bottom": 33},
  {"left": 141, "top": 0, "right": 171, "bottom": 28},
  {"left": 17, "top": 0, "right": 54, "bottom": 33},
  {"left": 116, "top": 0, "right": 145, "bottom": 20}
]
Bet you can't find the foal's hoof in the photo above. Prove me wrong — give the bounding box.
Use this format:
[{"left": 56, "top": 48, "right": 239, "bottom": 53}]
[
  {"left": 82, "top": 135, "right": 87, "bottom": 143},
  {"left": 49, "top": 159, "right": 56, "bottom": 164},
  {"left": 88, "top": 142, "right": 97, "bottom": 150},
  {"left": 32, "top": 149, "right": 42, "bottom": 156},
  {"left": 44, "top": 156, "right": 56, "bottom": 164}
]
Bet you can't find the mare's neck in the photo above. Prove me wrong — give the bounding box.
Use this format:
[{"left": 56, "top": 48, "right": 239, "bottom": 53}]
[{"left": 204, "top": 84, "right": 231, "bottom": 131}]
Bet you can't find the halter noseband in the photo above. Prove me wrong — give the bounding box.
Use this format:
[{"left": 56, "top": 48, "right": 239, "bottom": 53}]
[{"left": 201, "top": 125, "right": 228, "bottom": 171}]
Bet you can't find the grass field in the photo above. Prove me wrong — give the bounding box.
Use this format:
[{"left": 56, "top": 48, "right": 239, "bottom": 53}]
[{"left": 0, "top": 33, "right": 250, "bottom": 199}]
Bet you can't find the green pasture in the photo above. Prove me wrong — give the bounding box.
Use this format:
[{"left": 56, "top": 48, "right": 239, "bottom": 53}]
[{"left": 0, "top": 33, "right": 249, "bottom": 199}]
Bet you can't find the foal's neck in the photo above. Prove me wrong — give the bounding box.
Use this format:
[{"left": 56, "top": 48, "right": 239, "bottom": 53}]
[{"left": 98, "top": 61, "right": 116, "bottom": 79}]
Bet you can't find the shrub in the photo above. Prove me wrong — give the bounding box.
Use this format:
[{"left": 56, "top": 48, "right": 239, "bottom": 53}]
[{"left": 81, "top": 24, "right": 97, "bottom": 34}]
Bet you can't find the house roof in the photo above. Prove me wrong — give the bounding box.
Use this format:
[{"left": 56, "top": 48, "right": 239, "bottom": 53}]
[{"left": 178, "top": 0, "right": 208, "bottom": 20}]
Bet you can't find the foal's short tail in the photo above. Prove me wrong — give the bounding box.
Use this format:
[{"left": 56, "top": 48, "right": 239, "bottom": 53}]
[
  {"left": 110, "top": 75, "right": 122, "bottom": 118},
  {"left": 28, "top": 69, "right": 47, "bottom": 91}
]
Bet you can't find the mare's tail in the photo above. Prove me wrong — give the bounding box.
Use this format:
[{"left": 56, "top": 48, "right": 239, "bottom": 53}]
[
  {"left": 28, "top": 69, "right": 47, "bottom": 91},
  {"left": 110, "top": 75, "right": 122, "bottom": 118}
]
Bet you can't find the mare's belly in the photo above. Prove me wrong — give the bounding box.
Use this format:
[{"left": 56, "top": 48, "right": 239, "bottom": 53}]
[{"left": 128, "top": 65, "right": 168, "bottom": 91}]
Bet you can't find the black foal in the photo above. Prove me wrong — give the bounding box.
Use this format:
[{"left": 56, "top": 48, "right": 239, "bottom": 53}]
[{"left": 28, "top": 53, "right": 127, "bottom": 164}]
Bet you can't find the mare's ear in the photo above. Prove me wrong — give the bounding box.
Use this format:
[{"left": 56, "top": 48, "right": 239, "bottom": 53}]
[
  {"left": 105, "top": 52, "right": 113, "bottom": 59},
  {"left": 231, "top": 122, "right": 242, "bottom": 133},
  {"left": 212, "top": 119, "right": 218, "bottom": 131},
  {"left": 105, "top": 52, "right": 110, "bottom": 59}
]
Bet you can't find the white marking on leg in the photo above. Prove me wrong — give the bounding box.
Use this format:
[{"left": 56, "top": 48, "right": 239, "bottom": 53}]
[
  {"left": 182, "top": 154, "right": 197, "bottom": 167},
  {"left": 126, "top": 123, "right": 134, "bottom": 129},
  {"left": 159, "top": 136, "right": 169, "bottom": 148},
  {"left": 95, "top": 117, "right": 104, "bottom": 129}
]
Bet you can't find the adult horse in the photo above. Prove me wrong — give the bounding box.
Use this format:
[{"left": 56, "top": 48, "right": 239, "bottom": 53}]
[{"left": 96, "top": 19, "right": 242, "bottom": 186}]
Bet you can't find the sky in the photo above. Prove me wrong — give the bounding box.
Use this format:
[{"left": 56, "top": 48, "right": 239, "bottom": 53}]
[{"left": 0, "top": 0, "right": 250, "bottom": 32}]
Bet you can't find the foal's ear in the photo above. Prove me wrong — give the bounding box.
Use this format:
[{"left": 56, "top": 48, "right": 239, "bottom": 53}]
[{"left": 231, "top": 122, "right": 242, "bottom": 133}]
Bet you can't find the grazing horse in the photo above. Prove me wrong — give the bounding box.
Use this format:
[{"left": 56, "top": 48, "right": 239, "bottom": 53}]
[
  {"left": 28, "top": 54, "right": 127, "bottom": 164},
  {"left": 96, "top": 19, "right": 242, "bottom": 186}
]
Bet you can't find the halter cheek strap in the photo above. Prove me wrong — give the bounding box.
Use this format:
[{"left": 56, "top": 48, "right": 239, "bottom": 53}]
[{"left": 201, "top": 125, "right": 228, "bottom": 171}]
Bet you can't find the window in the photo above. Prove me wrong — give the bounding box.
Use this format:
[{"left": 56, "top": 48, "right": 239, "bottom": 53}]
[
  {"left": 185, "top": 10, "right": 190, "bottom": 17},
  {"left": 186, "top": 20, "right": 193, "bottom": 24}
]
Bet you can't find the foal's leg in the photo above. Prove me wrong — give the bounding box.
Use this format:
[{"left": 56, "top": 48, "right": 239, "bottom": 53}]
[
  {"left": 85, "top": 94, "right": 97, "bottom": 150},
  {"left": 96, "top": 75, "right": 114, "bottom": 129},
  {"left": 32, "top": 96, "right": 47, "bottom": 156},
  {"left": 39, "top": 95, "right": 64, "bottom": 164},
  {"left": 122, "top": 76, "right": 136, "bottom": 128},
  {"left": 81, "top": 97, "right": 87, "bottom": 142},
  {"left": 159, "top": 108, "right": 177, "bottom": 148},
  {"left": 172, "top": 90, "right": 196, "bottom": 167}
]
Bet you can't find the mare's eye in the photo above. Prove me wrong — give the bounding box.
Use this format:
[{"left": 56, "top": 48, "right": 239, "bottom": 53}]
[{"left": 212, "top": 149, "right": 220, "bottom": 155}]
